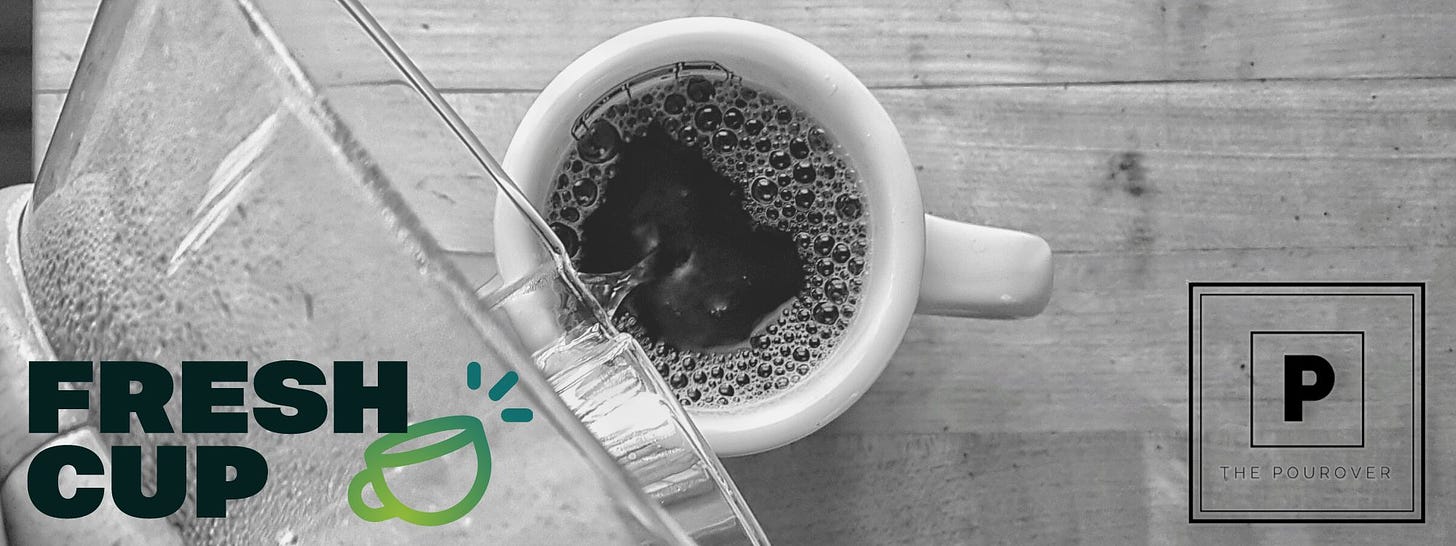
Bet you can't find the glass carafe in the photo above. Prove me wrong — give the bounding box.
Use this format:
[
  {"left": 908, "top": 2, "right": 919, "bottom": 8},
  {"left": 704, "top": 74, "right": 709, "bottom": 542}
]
[{"left": 1, "top": 0, "right": 768, "bottom": 544}]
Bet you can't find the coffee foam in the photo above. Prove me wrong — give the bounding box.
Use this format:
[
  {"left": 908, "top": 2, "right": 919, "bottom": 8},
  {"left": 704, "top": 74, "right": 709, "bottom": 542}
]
[{"left": 547, "top": 68, "right": 870, "bottom": 408}]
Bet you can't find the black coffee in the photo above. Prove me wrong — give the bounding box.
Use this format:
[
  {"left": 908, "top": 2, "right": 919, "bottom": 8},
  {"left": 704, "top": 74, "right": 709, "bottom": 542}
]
[{"left": 546, "top": 65, "right": 869, "bottom": 408}]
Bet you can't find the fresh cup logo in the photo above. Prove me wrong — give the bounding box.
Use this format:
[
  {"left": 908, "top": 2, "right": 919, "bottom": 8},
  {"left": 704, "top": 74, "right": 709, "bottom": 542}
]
[
  {"left": 347, "top": 364, "right": 533, "bottom": 526},
  {"left": 25, "top": 359, "right": 528, "bottom": 525},
  {"left": 348, "top": 415, "right": 491, "bottom": 526}
]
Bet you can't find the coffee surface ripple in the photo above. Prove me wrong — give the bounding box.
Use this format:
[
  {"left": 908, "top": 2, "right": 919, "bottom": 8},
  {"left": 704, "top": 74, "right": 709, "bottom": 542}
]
[{"left": 546, "top": 71, "right": 870, "bottom": 408}]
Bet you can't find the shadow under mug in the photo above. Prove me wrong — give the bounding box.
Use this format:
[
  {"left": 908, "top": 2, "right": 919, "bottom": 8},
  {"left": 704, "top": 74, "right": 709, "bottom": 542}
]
[
  {"left": 348, "top": 416, "right": 493, "bottom": 526},
  {"left": 500, "top": 17, "right": 1055, "bottom": 456}
]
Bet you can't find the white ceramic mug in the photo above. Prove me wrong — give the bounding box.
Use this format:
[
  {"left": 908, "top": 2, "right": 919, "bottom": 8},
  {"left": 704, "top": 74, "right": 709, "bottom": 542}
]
[{"left": 499, "top": 17, "right": 1053, "bottom": 456}]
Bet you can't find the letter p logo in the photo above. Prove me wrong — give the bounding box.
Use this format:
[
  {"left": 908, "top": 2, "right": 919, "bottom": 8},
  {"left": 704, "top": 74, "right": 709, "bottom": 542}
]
[{"left": 1283, "top": 354, "right": 1335, "bottom": 422}]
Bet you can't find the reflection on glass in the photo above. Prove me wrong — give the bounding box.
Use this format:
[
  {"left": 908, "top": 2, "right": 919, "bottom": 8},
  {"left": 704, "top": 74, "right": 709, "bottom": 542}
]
[{"left": 21, "top": 0, "right": 766, "bottom": 543}]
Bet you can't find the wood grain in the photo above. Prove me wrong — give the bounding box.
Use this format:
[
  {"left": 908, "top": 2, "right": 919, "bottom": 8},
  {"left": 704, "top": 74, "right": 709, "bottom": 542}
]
[
  {"left": 34, "top": 0, "right": 1456, "bottom": 92},
  {"left": 36, "top": 78, "right": 1456, "bottom": 252},
  {"left": 29, "top": 0, "right": 1456, "bottom": 543},
  {"left": 725, "top": 431, "right": 1161, "bottom": 544},
  {"left": 727, "top": 429, "right": 1452, "bottom": 544},
  {"left": 721, "top": 245, "right": 1454, "bottom": 543}
]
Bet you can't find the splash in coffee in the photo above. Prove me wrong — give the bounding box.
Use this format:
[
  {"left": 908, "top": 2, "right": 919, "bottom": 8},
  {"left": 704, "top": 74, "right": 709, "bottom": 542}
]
[{"left": 546, "top": 64, "right": 869, "bottom": 408}]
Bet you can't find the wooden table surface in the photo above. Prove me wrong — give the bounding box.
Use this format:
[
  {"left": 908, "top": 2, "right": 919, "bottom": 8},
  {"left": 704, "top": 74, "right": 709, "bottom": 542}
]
[{"left": 32, "top": 1, "right": 1456, "bottom": 544}]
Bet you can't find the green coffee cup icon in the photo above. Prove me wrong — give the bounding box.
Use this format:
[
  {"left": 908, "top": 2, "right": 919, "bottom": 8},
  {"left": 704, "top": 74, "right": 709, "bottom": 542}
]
[{"left": 348, "top": 415, "right": 491, "bottom": 526}]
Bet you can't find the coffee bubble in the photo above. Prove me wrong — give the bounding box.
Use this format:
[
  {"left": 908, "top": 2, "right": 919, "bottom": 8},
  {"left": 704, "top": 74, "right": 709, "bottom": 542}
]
[
  {"left": 712, "top": 129, "right": 738, "bottom": 152},
  {"left": 723, "top": 108, "right": 744, "bottom": 129},
  {"left": 570, "top": 179, "right": 598, "bottom": 207},
  {"left": 793, "top": 188, "right": 816, "bottom": 208},
  {"left": 686, "top": 78, "right": 715, "bottom": 102},
  {"left": 751, "top": 178, "right": 777, "bottom": 203},
  {"left": 664, "top": 93, "right": 687, "bottom": 114},
  {"left": 694, "top": 105, "right": 722, "bottom": 131},
  {"left": 793, "top": 163, "right": 816, "bottom": 184},
  {"left": 769, "top": 151, "right": 792, "bottom": 170},
  {"left": 789, "top": 137, "right": 810, "bottom": 159},
  {"left": 824, "top": 278, "right": 848, "bottom": 303},
  {"left": 576, "top": 120, "right": 620, "bottom": 163},
  {"left": 546, "top": 68, "right": 870, "bottom": 408}
]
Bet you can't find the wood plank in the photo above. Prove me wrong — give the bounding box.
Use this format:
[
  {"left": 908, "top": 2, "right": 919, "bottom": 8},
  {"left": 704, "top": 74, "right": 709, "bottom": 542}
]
[
  {"left": 890, "top": 78, "right": 1456, "bottom": 254},
  {"left": 724, "top": 431, "right": 1161, "bottom": 544},
  {"left": 727, "top": 429, "right": 1453, "bottom": 544},
  {"left": 27, "top": 2, "right": 1456, "bottom": 543},
  {"left": 725, "top": 245, "right": 1453, "bottom": 543},
  {"left": 25, "top": 126, "right": 1456, "bottom": 543},
  {"left": 829, "top": 245, "right": 1453, "bottom": 435},
  {"left": 35, "top": 0, "right": 1456, "bottom": 92},
  {"left": 35, "top": 78, "right": 1456, "bottom": 252}
]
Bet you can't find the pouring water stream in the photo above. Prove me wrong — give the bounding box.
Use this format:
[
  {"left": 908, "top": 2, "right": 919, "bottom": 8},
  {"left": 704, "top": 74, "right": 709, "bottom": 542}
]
[{"left": 332, "top": 0, "right": 640, "bottom": 315}]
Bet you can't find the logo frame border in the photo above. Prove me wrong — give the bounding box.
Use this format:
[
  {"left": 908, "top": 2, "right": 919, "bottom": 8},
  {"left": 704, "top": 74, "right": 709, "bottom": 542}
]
[{"left": 1187, "top": 281, "right": 1426, "bottom": 524}]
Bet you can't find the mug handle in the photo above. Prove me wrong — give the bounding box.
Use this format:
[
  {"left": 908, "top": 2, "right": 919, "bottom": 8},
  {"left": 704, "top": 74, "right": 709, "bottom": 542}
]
[
  {"left": 916, "top": 214, "right": 1053, "bottom": 318},
  {"left": 347, "top": 470, "right": 392, "bottom": 522}
]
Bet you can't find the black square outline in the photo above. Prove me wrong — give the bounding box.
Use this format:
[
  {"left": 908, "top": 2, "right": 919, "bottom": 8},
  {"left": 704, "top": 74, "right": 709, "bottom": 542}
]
[
  {"left": 1249, "top": 330, "right": 1364, "bottom": 448},
  {"left": 1188, "top": 282, "right": 1425, "bottom": 524}
]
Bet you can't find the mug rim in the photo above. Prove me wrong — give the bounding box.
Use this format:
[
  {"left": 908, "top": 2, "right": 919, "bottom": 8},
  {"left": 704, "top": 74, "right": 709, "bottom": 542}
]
[
  {"left": 500, "top": 17, "right": 924, "bottom": 456},
  {"left": 365, "top": 415, "right": 486, "bottom": 467}
]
